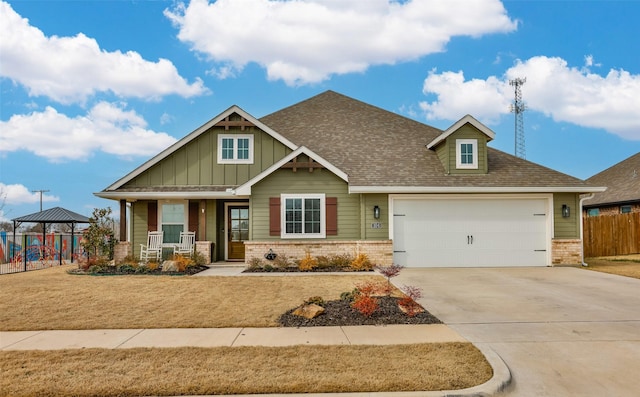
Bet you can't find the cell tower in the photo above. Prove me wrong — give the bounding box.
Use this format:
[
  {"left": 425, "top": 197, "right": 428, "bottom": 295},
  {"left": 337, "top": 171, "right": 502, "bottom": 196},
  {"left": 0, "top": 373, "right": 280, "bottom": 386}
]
[{"left": 509, "top": 77, "right": 527, "bottom": 159}]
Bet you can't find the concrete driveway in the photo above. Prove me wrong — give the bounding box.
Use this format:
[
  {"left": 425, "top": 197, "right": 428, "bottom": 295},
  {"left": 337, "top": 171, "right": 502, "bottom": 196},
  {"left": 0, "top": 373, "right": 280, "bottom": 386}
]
[{"left": 393, "top": 267, "right": 640, "bottom": 397}]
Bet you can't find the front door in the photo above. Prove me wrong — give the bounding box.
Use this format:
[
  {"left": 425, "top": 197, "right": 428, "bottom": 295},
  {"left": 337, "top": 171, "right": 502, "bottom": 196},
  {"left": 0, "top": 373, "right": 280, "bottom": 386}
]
[{"left": 228, "top": 206, "right": 249, "bottom": 260}]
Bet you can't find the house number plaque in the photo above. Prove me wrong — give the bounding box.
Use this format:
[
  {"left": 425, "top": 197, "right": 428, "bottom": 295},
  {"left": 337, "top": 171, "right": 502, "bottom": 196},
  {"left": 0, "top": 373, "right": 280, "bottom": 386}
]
[{"left": 371, "top": 222, "right": 382, "bottom": 229}]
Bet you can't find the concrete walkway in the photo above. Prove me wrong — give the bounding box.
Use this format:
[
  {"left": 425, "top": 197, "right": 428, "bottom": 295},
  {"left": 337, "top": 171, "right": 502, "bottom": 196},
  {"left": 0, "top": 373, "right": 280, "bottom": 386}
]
[{"left": 1, "top": 324, "right": 464, "bottom": 350}]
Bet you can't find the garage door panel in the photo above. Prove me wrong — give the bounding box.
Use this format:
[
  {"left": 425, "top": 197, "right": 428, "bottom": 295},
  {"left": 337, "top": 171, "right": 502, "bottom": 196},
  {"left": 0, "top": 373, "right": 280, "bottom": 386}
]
[{"left": 393, "top": 198, "right": 548, "bottom": 267}]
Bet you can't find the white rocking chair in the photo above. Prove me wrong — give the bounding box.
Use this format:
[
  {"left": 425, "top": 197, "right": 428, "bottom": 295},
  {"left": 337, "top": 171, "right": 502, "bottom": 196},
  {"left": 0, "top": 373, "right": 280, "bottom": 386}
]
[
  {"left": 173, "top": 231, "right": 196, "bottom": 256},
  {"left": 140, "top": 231, "right": 163, "bottom": 261}
]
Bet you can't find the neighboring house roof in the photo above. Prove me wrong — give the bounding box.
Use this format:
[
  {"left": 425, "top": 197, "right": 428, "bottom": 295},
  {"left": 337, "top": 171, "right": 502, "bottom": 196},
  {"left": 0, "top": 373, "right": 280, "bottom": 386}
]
[
  {"left": 12, "top": 207, "right": 90, "bottom": 224},
  {"left": 584, "top": 152, "right": 640, "bottom": 207},
  {"left": 260, "top": 91, "right": 601, "bottom": 193}
]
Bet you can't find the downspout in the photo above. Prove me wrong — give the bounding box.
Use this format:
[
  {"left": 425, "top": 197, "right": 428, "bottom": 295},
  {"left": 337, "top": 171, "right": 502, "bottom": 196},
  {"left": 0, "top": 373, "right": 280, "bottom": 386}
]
[{"left": 579, "top": 193, "right": 595, "bottom": 266}]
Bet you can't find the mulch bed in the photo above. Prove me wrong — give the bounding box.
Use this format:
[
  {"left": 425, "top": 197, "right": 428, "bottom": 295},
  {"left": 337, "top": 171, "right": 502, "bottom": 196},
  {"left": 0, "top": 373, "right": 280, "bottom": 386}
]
[
  {"left": 279, "top": 296, "right": 442, "bottom": 327},
  {"left": 243, "top": 266, "right": 373, "bottom": 273},
  {"left": 68, "top": 265, "right": 210, "bottom": 276}
]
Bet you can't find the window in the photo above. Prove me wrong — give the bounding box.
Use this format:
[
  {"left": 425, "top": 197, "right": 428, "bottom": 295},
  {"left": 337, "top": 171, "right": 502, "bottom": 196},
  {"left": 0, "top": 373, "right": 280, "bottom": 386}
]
[
  {"left": 218, "top": 134, "right": 253, "bottom": 164},
  {"left": 621, "top": 205, "right": 632, "bottom": 214},
  {"left": 281, "top": 194, "right": 325, "bottom": 238},
  {"left": 456, "top": 139, "right": 478, "bottom": 169},
  {"left": 587, "top": 208, "right": 600, "bottom": 217},
  {"left": 161, "top": 202, "right": 186, "bottom": 244}
]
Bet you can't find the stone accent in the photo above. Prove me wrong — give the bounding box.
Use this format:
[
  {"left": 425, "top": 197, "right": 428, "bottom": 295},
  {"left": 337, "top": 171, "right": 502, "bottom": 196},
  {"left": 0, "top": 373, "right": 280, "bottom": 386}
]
[
  {"left": 292, "top": 304, "right": 325, "bottom": 319},
  {"left": 244, "top": 240, "right": 393, "bottom": 266},
  {"left": 114, "top": 242, "right": 130, "bottom": 264},
  {"left": 162, "top": 261, "right": 179, "bottom": 272},
  {"left": 552, "top": 239, "right": 582, "bottom": 265},
  {"left": 195, "top": 241, "right": 213, "bottom": 264}
]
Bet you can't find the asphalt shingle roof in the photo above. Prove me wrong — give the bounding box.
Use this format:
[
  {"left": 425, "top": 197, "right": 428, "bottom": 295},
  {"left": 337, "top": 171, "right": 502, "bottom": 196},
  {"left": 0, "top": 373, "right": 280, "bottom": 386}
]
[
  {"left": 260, "top": 91, "right": 593, "bottom": 189},
  {"left": 585, "top": 152, "right": 640, "bottom": 207}
]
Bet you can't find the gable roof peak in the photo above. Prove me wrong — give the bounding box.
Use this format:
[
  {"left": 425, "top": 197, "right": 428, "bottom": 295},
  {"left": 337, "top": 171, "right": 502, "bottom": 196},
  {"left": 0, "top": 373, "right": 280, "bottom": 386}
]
[{"left": 426, "top": 114, "right": 496, "bottom": 149}]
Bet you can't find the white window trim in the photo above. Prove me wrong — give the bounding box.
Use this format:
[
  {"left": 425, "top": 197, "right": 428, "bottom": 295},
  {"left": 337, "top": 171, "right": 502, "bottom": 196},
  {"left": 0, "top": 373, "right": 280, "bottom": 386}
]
[
  {"left": 281, "top": 194, "right": 326, "bottom": 239},
  {"left": 456, "top": 139, "right": 478, "bottom": 169},
  {"left": 217, "top": 134, "right": 254, "bottom": 164},
  {"left": 158, "top": 200, "right": 188, "bottom": 244}
]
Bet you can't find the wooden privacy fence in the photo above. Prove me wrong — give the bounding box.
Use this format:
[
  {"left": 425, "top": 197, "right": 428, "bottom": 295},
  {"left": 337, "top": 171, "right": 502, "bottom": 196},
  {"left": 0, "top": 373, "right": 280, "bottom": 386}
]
[{"left": 583, "top": 212, "right": 640, "bottom": 257}]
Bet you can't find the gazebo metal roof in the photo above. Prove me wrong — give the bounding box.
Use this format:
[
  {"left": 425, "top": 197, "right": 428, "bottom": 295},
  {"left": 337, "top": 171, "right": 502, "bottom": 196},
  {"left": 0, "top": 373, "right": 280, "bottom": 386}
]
[{"left": 12, "top": 206, "right": 90, "bottom": 224}]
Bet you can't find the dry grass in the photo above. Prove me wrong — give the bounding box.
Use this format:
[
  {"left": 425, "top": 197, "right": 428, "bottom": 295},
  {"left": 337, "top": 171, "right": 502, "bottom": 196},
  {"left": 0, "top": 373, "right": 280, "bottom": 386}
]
[
  {"left": 0, "top": 344, "right": 492, "bottom": 396},
  {"left": 584, "top": 255, "right": 640, "bottom": 279},
  {"left": 0, "top": 265, "right": 383, "bottom": 331}
]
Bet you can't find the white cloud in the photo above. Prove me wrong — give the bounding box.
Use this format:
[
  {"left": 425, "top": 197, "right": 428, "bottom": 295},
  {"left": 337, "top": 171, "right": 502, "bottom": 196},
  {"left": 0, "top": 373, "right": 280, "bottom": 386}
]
[
  {"left": 0, "top": 102, "right": 178, "bottom": 162},
  {"left": 165, "top": 0, "right": 517, "bottom": 86},
  {"left": 0, "top": 1, "right": 208, "bottom": 104},
  {"left": 420, "top": 56, "right": 640, "bottom": 140},
  {"left": 0, "top": 183, "right": 59, "bottom": 205}
]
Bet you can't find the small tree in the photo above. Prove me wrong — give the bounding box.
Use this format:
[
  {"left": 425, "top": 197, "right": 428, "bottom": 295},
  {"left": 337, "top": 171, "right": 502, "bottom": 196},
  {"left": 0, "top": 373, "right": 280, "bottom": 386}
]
[
  {"left": 375, "top": 263, "right": 405, "bottom": 296},
  {"left": 81, "top": 207, "right": 116, "bottom": 263}
]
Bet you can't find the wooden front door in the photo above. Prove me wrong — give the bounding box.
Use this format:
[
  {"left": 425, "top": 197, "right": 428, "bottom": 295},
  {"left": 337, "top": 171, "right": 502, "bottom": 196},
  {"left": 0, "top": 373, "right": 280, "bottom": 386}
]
[{"left": 228, "top": 206, "right": 249, "bottom": 260}]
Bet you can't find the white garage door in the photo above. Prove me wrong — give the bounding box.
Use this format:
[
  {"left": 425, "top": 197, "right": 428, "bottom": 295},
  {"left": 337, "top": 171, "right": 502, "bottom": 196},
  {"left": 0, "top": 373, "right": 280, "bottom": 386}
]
[{"left": 393, "top": 197, "right": 549, "bottom": 267}]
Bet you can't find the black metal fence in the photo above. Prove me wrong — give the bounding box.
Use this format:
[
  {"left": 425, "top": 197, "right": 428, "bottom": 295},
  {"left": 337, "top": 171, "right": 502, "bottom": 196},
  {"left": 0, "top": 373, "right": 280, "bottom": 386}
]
[{"left": 0, "top": 232, "right": 83, "bottom": 274}]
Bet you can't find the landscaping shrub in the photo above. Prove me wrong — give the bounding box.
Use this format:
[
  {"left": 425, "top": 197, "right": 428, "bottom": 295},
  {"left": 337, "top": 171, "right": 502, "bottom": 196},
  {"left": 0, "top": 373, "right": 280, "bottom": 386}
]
[
  {"left": 273, "top": 254, "right": 292, "bottom": 270},
  {"left": 350, "top": 253, "right": 373, "bottom": 271},
  {"left": 304, "top": 296, "right": 325, "bottom": 307},
  {"left": 351, "top": 280, "right": 381, "bottom": 316},
  {"left": 329, "top": 253, "right": 354, "bottom": 268},
  {"left": 298, "top": 253, "right": 318, "bottom": 271},
  {"left": 247, "top": 257, "right": 264, "bottom": 270},
  {"left": 117, "top": 264, "right": 137, "bottom": 273},
  {"left": 172, "top": 254, "right": 195, "bottom": 272},
  {"left": 352, "top": 295, "right": 379, "bottom": 317},
  {"left": 399, "top": 285, "right": 424, "bottom": 317}
]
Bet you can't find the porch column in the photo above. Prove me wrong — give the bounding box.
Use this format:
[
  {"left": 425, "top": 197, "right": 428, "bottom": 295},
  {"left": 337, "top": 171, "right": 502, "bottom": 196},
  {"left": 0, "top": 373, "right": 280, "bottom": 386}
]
[
  {"left": 119, "top": 199, "right": 127, "bottom": 242},
  {"left": 198, "top": 199, "right": 206, "bottom": 240}
]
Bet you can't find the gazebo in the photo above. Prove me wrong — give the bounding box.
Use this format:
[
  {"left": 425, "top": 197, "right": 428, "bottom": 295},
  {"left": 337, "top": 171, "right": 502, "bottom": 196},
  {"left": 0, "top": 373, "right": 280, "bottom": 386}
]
[{"left": 11, "top": 207, "right": 91, "bottom": 266}]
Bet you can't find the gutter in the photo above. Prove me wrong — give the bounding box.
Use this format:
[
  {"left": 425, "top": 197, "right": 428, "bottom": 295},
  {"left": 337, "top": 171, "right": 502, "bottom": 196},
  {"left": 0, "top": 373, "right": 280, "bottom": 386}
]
[{"left": 579, "top": 193, "right": 596, "bottom": 266}]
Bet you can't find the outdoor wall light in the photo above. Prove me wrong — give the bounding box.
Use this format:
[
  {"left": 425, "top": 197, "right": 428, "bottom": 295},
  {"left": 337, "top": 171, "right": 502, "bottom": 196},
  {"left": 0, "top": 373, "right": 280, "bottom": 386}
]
[
  {"left": 562, "top": 204, "right": 570, "bottom": 218},
  {"left": 373, "top": 205, "right": 380, "bottom": 219}
]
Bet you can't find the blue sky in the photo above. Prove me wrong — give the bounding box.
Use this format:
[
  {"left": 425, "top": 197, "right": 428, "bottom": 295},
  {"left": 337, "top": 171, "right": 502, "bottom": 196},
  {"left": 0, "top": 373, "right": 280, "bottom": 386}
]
[{"left": 1, "top": 0, "right": 639, "bottom": 222}]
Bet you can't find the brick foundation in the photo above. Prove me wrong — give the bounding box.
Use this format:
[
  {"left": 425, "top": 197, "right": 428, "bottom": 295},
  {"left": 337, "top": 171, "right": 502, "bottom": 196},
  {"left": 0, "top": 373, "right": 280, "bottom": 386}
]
[
  {"left": 244, "top": 240, "right": 393, "bottom": 266},
  {"left": 552, "top": 239, "right": 582, "bottom": 265},
  {"left": 195, "top": 241, "right": 213, "bottom": 264},
  {"left": 114, "top": 241, "right": 131, "bottom": 264}
]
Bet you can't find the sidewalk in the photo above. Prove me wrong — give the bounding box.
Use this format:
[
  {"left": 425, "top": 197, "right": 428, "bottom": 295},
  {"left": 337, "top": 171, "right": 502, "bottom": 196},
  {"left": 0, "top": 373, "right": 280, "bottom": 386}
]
[{"left": 1, "top": 324, "right": 464, "bottom": 350}]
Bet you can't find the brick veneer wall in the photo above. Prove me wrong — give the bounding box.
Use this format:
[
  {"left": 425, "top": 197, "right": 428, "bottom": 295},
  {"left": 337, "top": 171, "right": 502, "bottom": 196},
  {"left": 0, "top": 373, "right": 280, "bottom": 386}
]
[
  {"left": 244, "top": 240, "right": 393, "bottom": 266},
  {"left": 552, "top": 239, "right": 582, "bottom": 265},
  {"left": 114, "top": 242, "right": 130, "bottom": 264},
  {"left": 195, "top": 241, "right": 212, "bottom": 264}
]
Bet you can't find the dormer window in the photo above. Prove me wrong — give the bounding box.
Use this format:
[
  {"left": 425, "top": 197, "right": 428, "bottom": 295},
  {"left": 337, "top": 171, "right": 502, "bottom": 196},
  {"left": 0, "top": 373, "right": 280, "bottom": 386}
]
[
  {"left": 456, "top": 139, "right": 478, "bottom": 169},
  {"left": 218, "top": 134, "right": 254, "bottom": 164}
]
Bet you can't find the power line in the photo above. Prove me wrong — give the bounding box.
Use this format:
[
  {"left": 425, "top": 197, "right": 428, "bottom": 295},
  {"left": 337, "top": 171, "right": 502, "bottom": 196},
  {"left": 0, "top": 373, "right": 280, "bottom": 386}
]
[{"left": 509, "top": 77, "right": 527, "bottom": 159}]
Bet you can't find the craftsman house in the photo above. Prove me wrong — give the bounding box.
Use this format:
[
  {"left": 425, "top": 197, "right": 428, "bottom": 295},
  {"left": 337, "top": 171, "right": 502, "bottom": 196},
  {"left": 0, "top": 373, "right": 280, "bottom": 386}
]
[{"left": 96, "top": 91, "right": 604, "bottom": 267}]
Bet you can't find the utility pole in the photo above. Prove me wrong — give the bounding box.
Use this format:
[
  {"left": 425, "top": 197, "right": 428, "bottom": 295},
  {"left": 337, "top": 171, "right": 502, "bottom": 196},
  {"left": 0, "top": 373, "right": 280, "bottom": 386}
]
[
  {"left": 509, "top": 77, "right": 527, "bottom": 159},
  {"left": 32, "top": 189, "right": 50, "bottom": 212}
]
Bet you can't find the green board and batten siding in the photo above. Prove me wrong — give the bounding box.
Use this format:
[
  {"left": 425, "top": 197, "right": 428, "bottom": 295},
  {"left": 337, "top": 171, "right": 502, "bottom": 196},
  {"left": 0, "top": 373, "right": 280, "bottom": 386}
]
[
  {"left": 123, "top": 125, "right": 292, "bottom": 188},
  {"left": 250, "top": 168, "right": 361, "bottom": 240},
  {"left": 433, "top": 124, "right": 489, "bottom": 174},
  {"left": 553, "top": 192, "right": 580, "bottom": 238}
]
